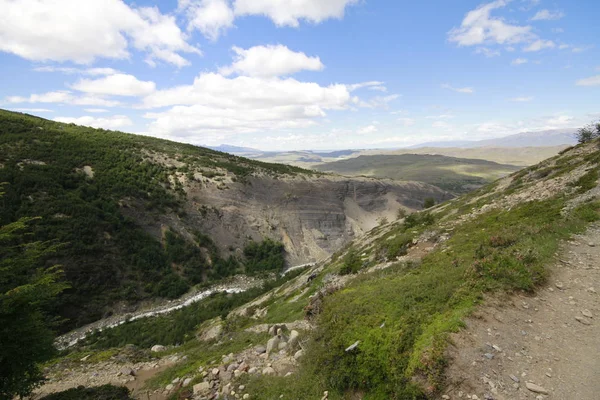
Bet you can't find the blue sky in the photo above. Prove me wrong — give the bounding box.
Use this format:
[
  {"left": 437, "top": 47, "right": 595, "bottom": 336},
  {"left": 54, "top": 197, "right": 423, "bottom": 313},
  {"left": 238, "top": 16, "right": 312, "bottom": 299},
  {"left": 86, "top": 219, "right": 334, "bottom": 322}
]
[{"left": 1, "top": 0, "right": 599, "bottom": 150}]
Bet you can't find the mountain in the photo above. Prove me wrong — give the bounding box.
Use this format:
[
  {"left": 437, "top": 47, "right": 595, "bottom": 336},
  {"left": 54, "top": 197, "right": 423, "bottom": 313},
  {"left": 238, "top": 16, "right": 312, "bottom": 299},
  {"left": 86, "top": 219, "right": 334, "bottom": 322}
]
[
  {"left": 207, "top": 144, "right": 261, "bottom": 154},
  {"left": 315, "top": 153, "right": 521, "bottom": 193},
  {"left": 409, "top": 129, "right": 577, "bottom": 148},
  {"left": 0, "top": 109, "right": 451, "bottom": 332},
  {"left": 43, "top": 129, "right": 600, "bottom": 400}
]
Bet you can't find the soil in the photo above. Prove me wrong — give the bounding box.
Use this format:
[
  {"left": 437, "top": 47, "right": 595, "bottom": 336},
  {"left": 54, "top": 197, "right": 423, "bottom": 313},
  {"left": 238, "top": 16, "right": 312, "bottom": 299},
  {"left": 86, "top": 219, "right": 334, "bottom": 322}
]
[{"left": 444, "top": 224, "right": 600, "bottom": 400}]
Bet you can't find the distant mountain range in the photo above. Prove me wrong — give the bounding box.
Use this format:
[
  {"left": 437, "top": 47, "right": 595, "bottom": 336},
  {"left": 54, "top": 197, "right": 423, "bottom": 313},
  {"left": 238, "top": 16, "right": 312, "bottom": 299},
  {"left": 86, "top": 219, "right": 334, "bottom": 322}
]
[{"left": 408, "top": 129, "right": 577, "bottom": 149}]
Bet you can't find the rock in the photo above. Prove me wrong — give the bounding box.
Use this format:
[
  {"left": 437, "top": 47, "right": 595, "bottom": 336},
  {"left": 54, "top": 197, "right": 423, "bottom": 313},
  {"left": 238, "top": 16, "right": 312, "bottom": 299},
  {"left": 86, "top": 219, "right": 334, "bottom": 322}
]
[
  {"left": 172, "top": 377, "right": 180, "bottom": 384},
  {"left": 227, "top": 363, "right": 239, "bottom": 372},
  {"left": 248, "top": 367, "right": 258, "bottom": 374},
  {"left": 589, "top": 242, "right": 596, "bottom": 247},
  {"left": 165, "top": 384, "right": 174, "bottom": 391},
  {"left": 255, "top": 345, "right": 267, "bottom": 354},
  {"left": 276, "top": 328, "right": 283, "bottom": 337},
  {"left": 278, "top": 341, "right": 288, "bottom": 350},
  {"left": 120, "top": 367, "right": 135, "bottom": 376},
  {"left": 183, "top": 378, "right": 192, "bottom": 387},
  {"left": 198, "top": 322, "right": 223, "bottom": 342},
  {"left": 582, "top": 309, "right": 593, "bottom": 318},
  {"left": 212, "top": 368, "right": 220, "bottom": 376},
  {"left": 345, "top": 340, "right": 360, "bottom": 352},
  {"left": 509, "top": 374, "right": 520, "bottom": 383},
  {"left": 322, "top": 391, "right": 329, "bottom": 400},
  {"left": 151, "top": 345, "right": 166, "bottom": 352},
  {"left": 483, "top": 353, "right": 494, "bottom": 360},
  {"left": 525, "top": 382, "right": 549, "bottom": 395},
  {"left": 238, "top": 362, "right": 248, "bottom": 372},
  {"left": 288, "top": 330, "right": 300, "bottom": 349},
  {"left": 193, "top": 382, "right": 211, "bottom": 395},
  {"left": 266, "top": 336, "right": 280, "bottom": 356},
  {"left": 80, "top": 355, "right": 91, "bottom": 362},
  {"left": 575, "top": 316, "right": 592, "bottom": 325},
  {"left": 555, "top": 282, "right": 564, "bottom": 290},
  {"left": 492, "top": 344, "right": 502, "bottom": 352},
  {"left": 262, "top": 366, "right": 276, "bottom": 376},
  {"left": 238, "top": 385, "right": 246, "bottom": 391},
  {"left": 234, "top": 370, "right": 243, "bottom": 378},
  {"left": 294, "top": 349, "right": 304, "bottom": 360},
  {"left": 243, "top": 394, "right": 250, "bottom": 399},
  {"left": 442, "top": 396, "right": 450, "bottom": 400}
]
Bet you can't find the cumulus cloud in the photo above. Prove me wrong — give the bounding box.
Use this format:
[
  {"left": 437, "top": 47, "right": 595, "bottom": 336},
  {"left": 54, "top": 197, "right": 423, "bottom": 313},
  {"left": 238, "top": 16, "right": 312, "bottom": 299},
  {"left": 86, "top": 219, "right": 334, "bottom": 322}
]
[
  {"left": 354, "top": 94, "right": 400, "bottom": 109},
  {"left": 576, "top": 75, "right": 600, "bottom": 86},
  {"left": 448, "top": 1, "right": 533, "bottom": 47},
  {"left": 441, "top": 84, "right": 474, "bottom": 94},
  {"left": 531, "top": 9, "right": 565, "bottom": 21},
  {"left": 54, "top": 115, "right": 133, "bottom": 130},
  {"left": 33, "top": 66, "right": 120, "bottom": 75},
  {"left": 0, "top": 0, "right": 199, "bottom": 66},
  {"left": 511, "top": 58, "right": 528, "bottom": 65},
  {"left": 5, "top": 90, "right": 121, "bottom": 107},
  {"left": 357, "top": 125, "right": 378, "bottom": 134},
  {"left": 84, "top": 108, "right": 110, "bottom": 113},
  {"left": 523, "top": 39, "right": 555, "bottom": 52},
  {"left": 347, "top": 81, "right": 386, "bottom": 92},
  {"left": 179, "top": 0, "right": 235, "bottom": 41},
  {"left": 219, "top": 45, "right": 324, "bottom": 77},
  {"left": 10, "top": 108, "right": 53, "bottom": 113},
  {"left": 509, "top": 96, "right": 534, "bottom": 102},
  {"left": 71, "top": 74, "right": 156, "bottom": 96},
  {"left": 138, "top": 72, "right": 355, "bottom": 137},
  {"left": 233, "top": 0, "right": 359, "bottom": 27},
  {"left": 475, "top": 47, "right": 501, "bottom": 57}
]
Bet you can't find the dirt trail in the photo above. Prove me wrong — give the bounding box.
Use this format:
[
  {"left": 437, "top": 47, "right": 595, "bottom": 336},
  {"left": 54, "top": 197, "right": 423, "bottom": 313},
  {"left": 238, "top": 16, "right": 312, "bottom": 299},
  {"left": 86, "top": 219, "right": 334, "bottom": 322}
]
[{"left": 445, "top": 224, "right": 600, "bottom": 400}]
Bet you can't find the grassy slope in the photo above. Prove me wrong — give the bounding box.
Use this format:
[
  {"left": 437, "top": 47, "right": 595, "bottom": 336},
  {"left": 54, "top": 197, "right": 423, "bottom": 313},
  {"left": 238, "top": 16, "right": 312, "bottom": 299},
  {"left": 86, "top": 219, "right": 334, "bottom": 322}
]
[
  {"left": 315, "top": 154, "right": 521, "bottom": 193},
  {"left": 0, "top": 109, "right": 307, "bottom": 331},
  {"left": 237, "top": 141, "right": 600, "bottom": 399}
]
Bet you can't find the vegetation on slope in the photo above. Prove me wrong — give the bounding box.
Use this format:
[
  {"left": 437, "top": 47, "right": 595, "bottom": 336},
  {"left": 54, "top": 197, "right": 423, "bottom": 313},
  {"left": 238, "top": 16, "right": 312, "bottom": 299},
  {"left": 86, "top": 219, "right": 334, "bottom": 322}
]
[
  {"left": 238, "top": 138, "right": 600, "bottom": 399},
  {"left": 315, "top": 153, "right": 520, "bottom": 193},
  {"left": 0, "top": 109, "right": 297, "bottom": 331}
]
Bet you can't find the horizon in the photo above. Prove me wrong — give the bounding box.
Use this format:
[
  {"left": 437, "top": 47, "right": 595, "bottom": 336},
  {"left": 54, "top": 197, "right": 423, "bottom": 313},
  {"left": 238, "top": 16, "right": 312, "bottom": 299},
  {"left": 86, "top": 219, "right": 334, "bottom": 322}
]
[{"left": 1, "top": 0, "right": 598, "bottom": 151}]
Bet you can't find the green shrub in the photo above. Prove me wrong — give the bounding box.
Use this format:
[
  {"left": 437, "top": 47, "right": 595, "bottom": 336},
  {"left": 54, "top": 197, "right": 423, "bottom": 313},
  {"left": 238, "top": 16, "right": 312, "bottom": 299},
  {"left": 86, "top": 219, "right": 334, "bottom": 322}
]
[
  {"left": 339, "top": 248, "right": 362, "bottom": 275},
  {"left": 39, "top": 385, "right": 132, "bottom": 400}
]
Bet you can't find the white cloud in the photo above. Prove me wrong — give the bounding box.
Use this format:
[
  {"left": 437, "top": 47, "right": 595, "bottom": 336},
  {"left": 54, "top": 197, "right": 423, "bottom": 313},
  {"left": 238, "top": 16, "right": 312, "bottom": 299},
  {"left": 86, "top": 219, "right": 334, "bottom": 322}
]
[
  {"left": 219, "top": 45, "right": 324, "bottom": 77},
  {"left": 54, "top": 115, "right": 133, "bottom": 130},
  {"left": 523, "top": 39, "right": 556, "bottom": 52},
  {"left": 531, "top": 9, "right": 565, "bottom": 21},
  {"left": 475, "top": 47, "right": 501, "bottom": 57},
  {"left": 552, "top": 27, "right": 565, "bottom": 33},
  {"left": 5, "top": 90, "right": 121, "bottom": 107},
  {"left": 432, "top": 121, "right": 452, "bottom": 130},
  {"left": 441, "top": 83, "right": 474, "bottom": 94},
  {"left": 84, "top": 108, "right": 110, "bottom": 113},
  {"left": 10, "top": 108, "right": 53, "bottom": 113},
  {"left": 139, "top": 72, "right": 358, "bottom": 138},
  {"left": 546, "top": 115, "right": 573, "bottom": 125},
  {"left": 0, "top": 0, "right": 199, "bottom": 66},
  {"left": 509, "top": 96, "right": 534, "bottom": 102},
  {"left": 559, "top": 44, "right": 570, "bottom": 50},
  {"left": 347, "top": 81, "right": 386, "bottom": 91},
  {"left": 448, "top": 1, "right": 533, "bottom": 47},
  {"left": 71, "top": 74, "right": 156, "bottom": 96},
  {"left": 397, "top": 118, "right": 415, "bottom": 127},
  {"left": 571, "top": 45, "right": 594, "bottom": 53},
  {"left": 511, "top": 57, "right": 528, "bottom": 65},
  {"left": 426, "top": 114, "right": 454, "bottom": 119},
  {"left": 180, "top": 0, "right": 235, "bottom": 41},
  {"left": 33, "top": 66, "right": 120, "bottom": 75},
  {"left": 576, "top": 75, "right": 600, "bottom": 86},
  {"left": 354, "top": 94, "right": 400, "bottom": 109},
  {"left": 357, "top": 125, "right": 378, "bottom": 134},
  {"left": 233, "top": 0, "right": 359, "bottom": 27}
]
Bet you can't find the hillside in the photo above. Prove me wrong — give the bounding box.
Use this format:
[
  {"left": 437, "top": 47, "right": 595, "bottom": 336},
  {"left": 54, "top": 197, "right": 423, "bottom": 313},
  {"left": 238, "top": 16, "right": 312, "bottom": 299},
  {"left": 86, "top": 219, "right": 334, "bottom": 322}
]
[
  {"left": 36, "top": 133, "right": 600, "bottom": 399},
  {"left": 315, "top": 153, "right": 521, "bottom": 193},
  {"left": 0, "top": 109, "right": 451, "bottom": 332}
]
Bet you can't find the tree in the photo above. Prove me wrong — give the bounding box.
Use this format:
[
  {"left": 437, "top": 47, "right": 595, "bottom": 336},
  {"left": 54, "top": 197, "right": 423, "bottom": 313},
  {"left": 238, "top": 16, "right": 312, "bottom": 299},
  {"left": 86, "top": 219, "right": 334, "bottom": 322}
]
[
  {"left": 576, "top": 121, "right": 600, "bottom": 144},
  {"left": 423, "top": 197, "right": 435, "bottom": 209},
  {"left": 0, "top": 208, "right": 68, "bottom": 398}
]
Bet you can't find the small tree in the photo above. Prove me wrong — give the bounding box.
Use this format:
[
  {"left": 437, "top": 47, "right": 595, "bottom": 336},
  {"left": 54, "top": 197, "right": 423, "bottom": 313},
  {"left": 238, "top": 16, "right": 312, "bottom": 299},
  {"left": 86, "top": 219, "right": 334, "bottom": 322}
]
[
  {"left": 0, "top": 210, "right": 67, "bottom": 398},
  {"left": 423, "top": 197, "right": 435, "bottom": 209},
  {"left": 576, "top": 121, "right": 600, "bottom": 144}
]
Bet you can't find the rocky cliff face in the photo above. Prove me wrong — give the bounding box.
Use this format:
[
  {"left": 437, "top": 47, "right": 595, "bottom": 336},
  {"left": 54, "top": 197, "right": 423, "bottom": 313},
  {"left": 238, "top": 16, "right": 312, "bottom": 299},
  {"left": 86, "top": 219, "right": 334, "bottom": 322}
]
[{"left": 126, "top": 171, "right": 452, "bottom": 265}]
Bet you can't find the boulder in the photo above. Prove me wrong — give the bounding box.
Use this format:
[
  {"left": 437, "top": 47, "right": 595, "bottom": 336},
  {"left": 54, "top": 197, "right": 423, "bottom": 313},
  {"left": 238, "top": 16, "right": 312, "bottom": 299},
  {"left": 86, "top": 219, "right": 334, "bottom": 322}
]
[
  {"left": 255, "top": 345, "right": 267, "bottom": 354},
  {"left": 278, "top": 341, "right": 288, "bottom": 350},
  {"left": 151, "top": 345, "right": 166, "bottom": 353},
  {"left": 262, "top": 366, "right": 276, "bottom": 376},
  {"left": 193, "top": 382, "right": 211, "bottom": 395},
  {"left": 119, "top": 367, "right": 135, "bottom": 376},
  {"left": 294, "top": 350, "right": 304, "bottom": 360},
  {"left": 266, "top": 336, "right": 280, "bottom": 356},
  {"left": 288, "top": 330, "right": 300, "bottom": 349}
]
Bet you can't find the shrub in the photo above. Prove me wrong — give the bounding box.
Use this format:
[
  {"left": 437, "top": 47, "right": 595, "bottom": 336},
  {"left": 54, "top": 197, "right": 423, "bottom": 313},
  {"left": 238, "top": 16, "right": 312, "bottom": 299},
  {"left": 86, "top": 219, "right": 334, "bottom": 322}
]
[
  {"left": 39, "top": 385, "right": 133, "bottom": 400},
  {"left": 423, "top": 197, "right": 435, "bottom": 209},
  {"left": 339, "top": 248, "right": 362, "bottom": 275}
]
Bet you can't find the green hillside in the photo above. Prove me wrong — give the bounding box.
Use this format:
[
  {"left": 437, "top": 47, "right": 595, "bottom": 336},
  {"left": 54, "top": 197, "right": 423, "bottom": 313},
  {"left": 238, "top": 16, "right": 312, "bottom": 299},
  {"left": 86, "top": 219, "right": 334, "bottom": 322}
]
[
  {"left": 315, "top": 153, "right": 521, "bottom": 193},
  {"left": 0, "top": 110, "right": 307, "bottom": 331}
]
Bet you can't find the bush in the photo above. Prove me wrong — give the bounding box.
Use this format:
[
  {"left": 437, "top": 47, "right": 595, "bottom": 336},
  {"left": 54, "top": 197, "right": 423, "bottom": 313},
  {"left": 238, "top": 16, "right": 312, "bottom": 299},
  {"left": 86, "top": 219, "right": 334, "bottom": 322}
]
[
  {"left": 339, "top": 248, "right": 362, "bottom": 275},
  {"left": 423, "top": 197, "right": 436, "bottom": 209},
  {"left": 576, "top": 121, "right": 600, "bottom": 144},
  {"left": 39, "top": 385, "right": 133, "bottom": 400}
]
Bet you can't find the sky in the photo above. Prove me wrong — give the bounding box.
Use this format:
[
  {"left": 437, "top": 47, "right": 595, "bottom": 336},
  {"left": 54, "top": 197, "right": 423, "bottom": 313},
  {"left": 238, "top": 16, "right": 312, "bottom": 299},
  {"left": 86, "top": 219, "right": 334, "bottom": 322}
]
[{"left": 0, "top": 0, "right": 599, "bottom": 151}]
